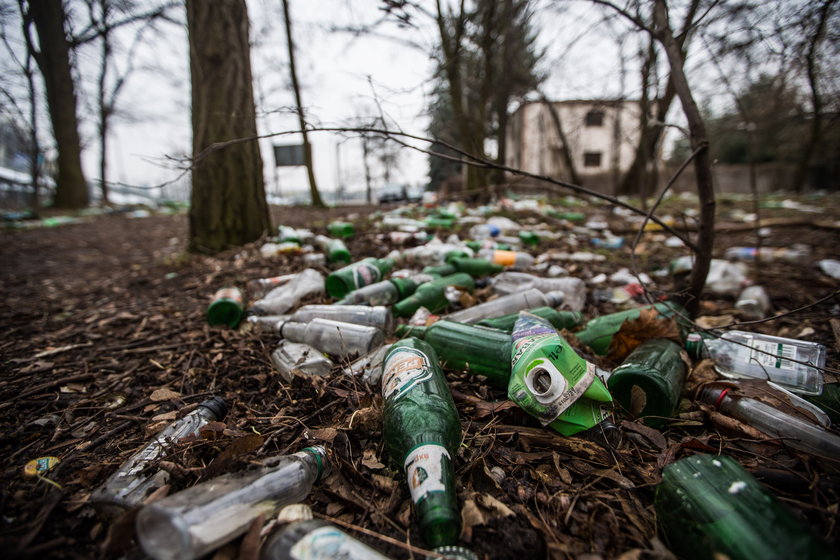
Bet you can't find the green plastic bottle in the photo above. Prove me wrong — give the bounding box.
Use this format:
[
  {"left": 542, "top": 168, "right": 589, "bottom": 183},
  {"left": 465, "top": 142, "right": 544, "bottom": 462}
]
[
  {"left": 509, "top": 312, "right": 613, "bottom": 436},
  {"left": 477, "top": 307, "right": 583, "bottom": 333},
  {"left": 314, "top": 235, "right": 351, "bottom": 264},
  {"left": 325, "top": 257, "right": 395, "bottom": 299},
  {"left": 397, "top": 321, "right": 512, "bottom": 388},
  {"left": 655, "top": 454, "right": 835, "bottom": 560},
  {"left": 607, "top": 338, "right": 687, "bottom": 427},
  {"left": 382, "top": 338, "right": 462, "bottom": 549},
  {"left": 327, "top": 221, "right": 354, "bottom": 238},
  {"left": 207, "top": 287, "right": 244, "bottom": 327},
  {"left": 574, "top": 302, "right": 688, "bottom": 356},
  {"left": 450, "top": 257, "right": 504, "bottom": 277},
  {"left": 393, "top": 273, "right": 475, "bottom": 317}
]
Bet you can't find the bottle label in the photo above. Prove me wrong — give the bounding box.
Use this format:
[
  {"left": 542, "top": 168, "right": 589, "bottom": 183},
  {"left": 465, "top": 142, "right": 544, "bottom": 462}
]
[
  {"left": 213, "top": 287, "right": 242, "bottom": 304},
  {"left": 750, "top": 341, "right": 796, "bottom": 370},
  {"left": 353, "top": 263, "right": 382, "bottom": 289},
  {"left": 404, "top": 443, "right": 450, "bottom": 505},
  {"left": 382, "top": 348, "right": 433, "bottom": 400},
  {"left": 289, "top": 526, "right": 389, "bottom": 560}
]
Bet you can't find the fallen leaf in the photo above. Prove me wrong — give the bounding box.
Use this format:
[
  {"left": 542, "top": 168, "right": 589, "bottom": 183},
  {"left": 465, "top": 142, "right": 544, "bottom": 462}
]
[
  {"left": 205, "top": 433, "right": 265, "bottom": 478},
  {"left": 308, "top": 427, "right": 339, "bottom": 443},
  {"left": 476, "top": 493, "right": 515, "bottom": 518},
  {"left": 361, "top": 448, "right": 385, "bottom": 470},
  {"left": 593, "top": 467, "right": 635, "bottom": 489},
  {"left": 621, "top": 420, "right": 667, "bottom": 450},
  {"left": 696, "top": 315, "right": 735, "bottom": 329},
  {"left": 151, "top": 411, "right": 177, "bottom": 423},
  {"left": 150, "top": 388, "right": 181, "bottom": 402},
  {"left": 460, "top": 499, "right": 485, "bottom": 541},
  {"left": 608, "top": 308, "right": 682, "bottom": 362}
]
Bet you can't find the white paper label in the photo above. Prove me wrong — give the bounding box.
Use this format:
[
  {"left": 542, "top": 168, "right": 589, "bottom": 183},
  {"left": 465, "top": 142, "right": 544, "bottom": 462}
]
[
  {"left": 750, "top": 341, "right": 797, "bottom": 371},
  {"left": 382, "top": 348, "right": 433, "bottom": 400},
  {"left": 404, "top": 444, "right": 449, "bottom": 504},
  {"left": 290, "top": 526, "right": 389, "bottom": 560}
]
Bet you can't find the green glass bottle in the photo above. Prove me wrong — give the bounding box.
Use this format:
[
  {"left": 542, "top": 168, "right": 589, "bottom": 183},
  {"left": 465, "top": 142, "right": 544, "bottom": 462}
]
[
  {"left": 325, "top": 257, "right": 395, "bottom": 299},
  {"left": 655, "top": 454, "right": 835, "bottom": 560},
  {"left": 207, "top": 287, "right": 244, "bottom": 327},
  {"left": 382, "top": 338, "right": 462, "bottom": 549},
  {"left": 397, "top": 321, "right": 512, "bottom": 388},
  {"left": 314, "top": 235, "right": 351, "bottom": 264},
  {"left": 450, "top": 257, "right": 504, "bottom": 277},
  {"left": 607, "top": 338, "right": 686, "bottom": 427},
  {"left": 327, "top": 221, "right": 355, "bottom": 238},
  {"left": 393, "top": 273, "right": 475, "bottom": 317},
  {"left": 518, "top": 231, "right": 540, "bottom": 247},
  {"left": 803, "top": 383, "right": 840, "bottom": 425},
  {"left": 574, "top": 301, "right": 688, "bottom": 356},
  {"left": 477, "top": 307, "right": 583, "bottom": 333},
  {"left": 425, "top": 216, "right": 454, "bottom": 229}
]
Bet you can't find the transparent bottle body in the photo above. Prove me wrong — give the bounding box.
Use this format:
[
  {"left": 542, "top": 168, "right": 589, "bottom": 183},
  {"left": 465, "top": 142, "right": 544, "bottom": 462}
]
[
  {"left": 735, "top": 286, "right": 770, "bottom": 320},
  {"left": 491, "top": 273, "right": 585, "bottom": 311},
  {"left": 444, "top": 288, "right": 563, "bottom": 324},
  {"left": 703, "top": 330, "right": 826, "bottom": 395},
  {"left": 261, "top": 519, "right": 391, "bottom": 560},
  {"left": 291, "top": 304, "right": 393, "bottom": 332},
  {"left": 343, "top": 344, "right": 389, "bottom": 386},
  {"left": 136, "top": 451, "right": 323, "bottom": 560},
  {"left": 702, "top": 388, "right": 840, "bottom": 460},
  {"left": 251, "top": 269, "right": 324, "bottom": 315},
  {"left": 282, "top": 318, "right": 384, "bottom": 359},
  {"left": 336, "top": 280, "right": 399, "bottom": 306},
  {"left": 271, "top": 340, "right": 333, "bottom": 382},
  {"left": 92, "top": 402, "right": 224, "bottom": 508},
  {"left": 247, "top": 274, "right": 298, "bottom": 299}
]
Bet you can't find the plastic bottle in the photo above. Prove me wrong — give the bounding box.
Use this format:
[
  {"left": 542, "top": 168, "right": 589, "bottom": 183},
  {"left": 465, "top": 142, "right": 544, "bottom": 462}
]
[
  {"left": 724, "top": 245, "right": 811, "bottom": 263},
  {"left": 207, "top": 287, "right": 244, "bottom": 327},
  {"left": 277, "top": 225, "right": 302, "bottom": 245},
  {"left": 271, "top": 340, "right": 333, "bottom": 383},
  {"left": 449, "top": 257, "right": 504, "bottom": 277},
  {"left": 479, "top": 249, "right": 534, "bottom": 270},
  {"left": 280, "top": 318, "right": 384, "bottom": 359},
  {"left": 393, "top": 273, "right": 475, "bottom": 318},
  {"left": 382, "top": 338, "right": 462, "bottom": 548},
  {"left": 477, "top": 307, "right": 583, "bottom": 333},
  {"left": 670, "top": 257, "right": 748, "bottom": 295},
  {"left": 818, "top": 259, "right": 840, "bottom": 279},
  {"left": 607, "top": 338, "right": 687, "bottom": 427},
  {"left": 325, "top": 257, "right": 395, "bottom": 299},
  {"left": 288, "top": 304, "right": 393, "bottom": 333},
  {"left": 398, "top": 243, "right": 474, "bottom": 267},
  {"left": 314, "top": 234, "right": 351, "bottom": 264},
  {"left": 335, "top": 277, "right": 417, "bottom": 306},
  {"left": 655, "top": 454, "right": 835, "bottom": 560},
  {"left": 490, "top": 273, "right": 587, "bottom": 311},
  {"left": 246, "top": 274, "right": 298, "bottom": 299},
  {"left": 698, "top": 382, "right": 840, "bottom": 460},
  {"left": 686, "top": 330, "right": 826, "bottom": 395},
  {"left": 444, "top": 288, "right": 565, "bottom": 324},
  {"left": 261, "top": 518, "right": 391, "bottom": 560},
  {"left": 343, "top": 344, "right": 390, "bottom": 386},
  {"left": 136, "top": 446, "right": 329, "bottom": 560},
  {"left": 251, "top": 269, "right": 325, "bottom": 316},
  {"left": 397, "top": 321, "right": 512, "bottom": 388},
  {"left": 91, "top": 397, "right": 228, "bottom": 509},
  {"left": 574, "top": 302, "right": 689, "bottom": 356},
  {"left": 469, "top": 223, "right": 500, "bottom": 240},
  {"left": 735, "top": 285, "right": 770, "bottom": 320},
  {"left": 509, "top": 313, "right": 613, "bottom": 436},
  {"left": 327, "top": 221, "right": 354, "bottom": 238}
]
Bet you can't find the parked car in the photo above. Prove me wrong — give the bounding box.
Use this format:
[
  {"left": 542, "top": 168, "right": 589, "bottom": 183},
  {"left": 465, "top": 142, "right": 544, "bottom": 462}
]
[{"left": 378, "top": 183, "right": 407, "bottom": 204}]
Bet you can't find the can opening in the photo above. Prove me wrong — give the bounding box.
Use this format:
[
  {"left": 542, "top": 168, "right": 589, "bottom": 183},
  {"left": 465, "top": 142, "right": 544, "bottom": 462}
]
[{"left": 532, "top": 369, "right": 553, "bottom": 395}]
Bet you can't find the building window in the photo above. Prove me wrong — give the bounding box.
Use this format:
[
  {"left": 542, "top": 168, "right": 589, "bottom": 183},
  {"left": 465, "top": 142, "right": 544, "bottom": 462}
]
[
  {"left": 585, "top": 109, "right": 604, "bottom": 127},
  {"left": 583, "top": 151, "right": 602, "bottom": 168}
]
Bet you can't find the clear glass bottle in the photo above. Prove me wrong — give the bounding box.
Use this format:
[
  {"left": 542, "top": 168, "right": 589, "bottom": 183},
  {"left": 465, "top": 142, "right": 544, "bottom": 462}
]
[
  {"left": 687, "top": 330, "right": 826, "bottom": 395},
  {"left": 271, "top": 340, "right": 334, "bottom": 383},
  {"left": 382, "top": 338, "right": 462, "bottom": 548},
  {"left": 261, "top": 519, "right": 391, "bottom": 560},
  {"left": 289, "top": 304, "right": 393, "bottom": 333},
  {"left": 246, "top": 274, "right": 297, "bottom": 300},
  {"left": 698, "top": 382, "right": 840, "bottom": 460},
  {"left": 343, "top": 344, "right": 390, "bottom": 386},
  {"left": 314, "top": 234, "right": 351, "bottom": 264},
  {"left": 280, "top": 318, "right": 384, "bottom": 359},
  {"left": 91, "top": 397, "right": 228, "bottom": 509},
  {"left": 655, "top": 453, "right": 835, "bottom": 560},
  {"left": 444, "top": 288, "right": 564, "bottom": 324},
  {"left": 251, "top": 269, "right": 324, "bottom": 315},
  {"left": 735, "top": 285, "right": 770, "bottom": 320},
  {"left": 136, "top": 447, "right": 329, "bottom": 560},
  {"left": 335, "top": 277, "right": 417, "bottom": 306},
  {"left": 490, "top": 273, "right": 587, "bottom": 311}
]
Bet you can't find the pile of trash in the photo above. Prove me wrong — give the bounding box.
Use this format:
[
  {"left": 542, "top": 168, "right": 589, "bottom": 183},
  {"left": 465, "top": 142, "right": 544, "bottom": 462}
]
[{"left": 55, "top": 199, "right": 838, "bottom": 560}]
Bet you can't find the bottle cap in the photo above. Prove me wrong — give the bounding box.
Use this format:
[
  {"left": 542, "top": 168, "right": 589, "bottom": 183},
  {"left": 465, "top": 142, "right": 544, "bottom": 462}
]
[
  {"left": 428, "top": 546, "right": 479, "bottom": 560},
  {"left": 544, "top": 290, "right": 565, "bottom": 308},
  {"left": 696, "top": 383, "right": 728, "bottom": 408},
  {"left": 198, "top": 396, "right": 228, "bottom": 419}
]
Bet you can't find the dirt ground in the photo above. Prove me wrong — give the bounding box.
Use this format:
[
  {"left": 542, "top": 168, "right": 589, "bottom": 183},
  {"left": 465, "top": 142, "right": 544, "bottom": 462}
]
[{"left": 1, "top": 196, "right": 839, "bottom": 559}]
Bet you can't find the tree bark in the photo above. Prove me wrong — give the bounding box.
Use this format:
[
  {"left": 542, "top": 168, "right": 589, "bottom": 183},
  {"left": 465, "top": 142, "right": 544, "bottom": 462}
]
[
  {"left": 541, "top": 94, "right": 581, "bottom": 185},
  {"left": 281, "top": 0, "right": 324, "bottom": 208},
  {"left": 26, "top": 0, "right": 89, "bottom": 209},
  {"left": 186, "top": 0, "right": 270, "bottom": 253},
  {"left": 653, "top": 0, "right": 714, "bottom": 316}
]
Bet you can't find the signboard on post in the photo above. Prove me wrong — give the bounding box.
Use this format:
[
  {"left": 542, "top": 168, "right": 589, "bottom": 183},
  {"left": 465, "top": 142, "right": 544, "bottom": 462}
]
[{"left": 273, "top": 144, "right": 305, "bottom": 167}]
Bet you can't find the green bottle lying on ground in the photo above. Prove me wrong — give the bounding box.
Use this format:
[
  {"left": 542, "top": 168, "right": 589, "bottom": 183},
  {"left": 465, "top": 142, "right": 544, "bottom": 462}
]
[
  {"left": 381, "top": 338, "right": 462, "bottom": 549},
  {"left": 573, "top": 301, "right": 689, "bottom": 356},
  {"left": 509, "top": 312, "right": 613, "bottom": 436},
  {"left": 392, "top": 273, "right": 474, "bottom": 317}
]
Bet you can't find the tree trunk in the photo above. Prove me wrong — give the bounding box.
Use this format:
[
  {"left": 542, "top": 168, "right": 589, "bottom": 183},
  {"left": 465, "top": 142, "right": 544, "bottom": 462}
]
[
  {"left": 186, "top": 0, "right": 270, "bottom": 253},
  {"left": 281, "top": 0, "right": 324, "bottom": 208},
  {"left": 541, "top": 95, "right": 581, "bottom": 185},
  {"left": 654, "top": 0, "right": 715, "bottom": 316},
  {"left": 97, "top": 0, "right": 111, "bottom": 206},
  {"left": 27, "top": 0, "right": 89, "bottom": 209}
]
